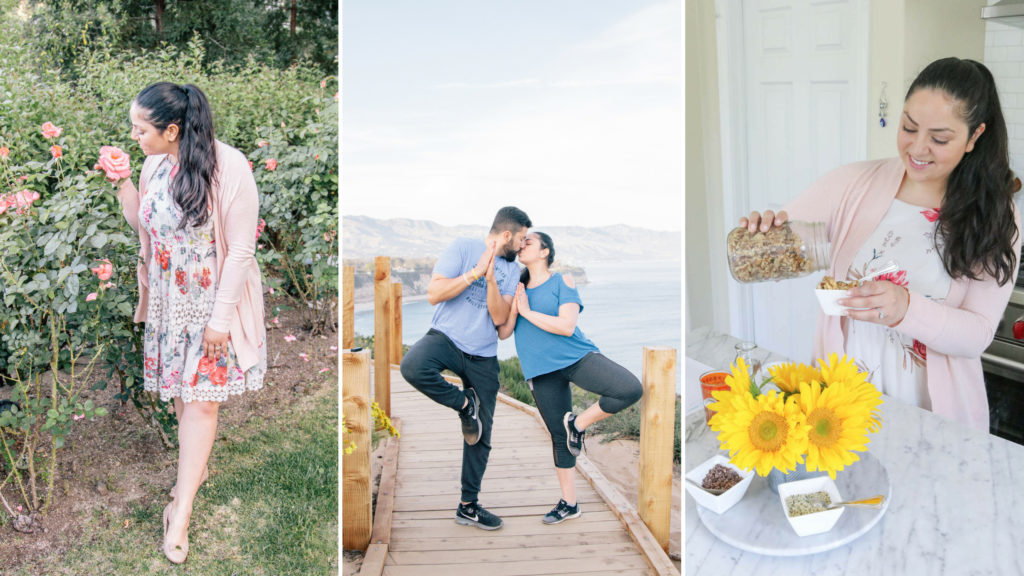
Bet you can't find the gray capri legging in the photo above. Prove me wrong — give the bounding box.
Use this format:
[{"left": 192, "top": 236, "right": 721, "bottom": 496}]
[{"left": 529, "top": 351, "right": 643, "bottom": 469}]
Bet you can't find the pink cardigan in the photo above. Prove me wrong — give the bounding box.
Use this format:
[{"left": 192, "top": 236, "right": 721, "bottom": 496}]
[
  {"left": 786, "top": 158, "right": 1021, "bottom": 431},
  {"left": 117, "top": 140, "right": 266, "bottom": 373}
]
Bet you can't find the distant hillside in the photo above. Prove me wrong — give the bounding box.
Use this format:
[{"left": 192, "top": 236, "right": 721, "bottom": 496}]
[{"left": 342, "top": 215, "right": 680, "bottom": 264}]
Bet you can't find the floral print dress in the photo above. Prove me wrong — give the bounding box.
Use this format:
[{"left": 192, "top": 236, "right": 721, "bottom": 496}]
[
  {"left": 843, "top": 199, "right": 951, "bottom": 410},
  {"left": 140, "top": 157, "right": 265, "bottom": 403}
]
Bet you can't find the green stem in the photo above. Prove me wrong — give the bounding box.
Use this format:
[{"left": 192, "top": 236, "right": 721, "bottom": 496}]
[
  {"left": 43, "top": 313, "right": 59, "bottom": 511},
  {"left": 0, "top": 427, "right": 30, "bottom": 512}
]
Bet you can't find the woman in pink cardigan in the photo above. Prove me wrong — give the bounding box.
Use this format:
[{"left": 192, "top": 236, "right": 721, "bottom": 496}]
[
  {"left": 742, "top": 58, "right": 1021, "bottom": 433},
  {"left": 113, "top": 82, "right": 267, "bottom": 564}
]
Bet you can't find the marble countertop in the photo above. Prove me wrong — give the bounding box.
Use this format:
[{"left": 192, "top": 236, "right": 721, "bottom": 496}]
[{"left": 685, "top": 327, "right": 1024, "bottom": 576}]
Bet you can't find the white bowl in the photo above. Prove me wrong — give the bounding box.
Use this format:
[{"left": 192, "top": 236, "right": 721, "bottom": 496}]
[
  {"left": 685, "top": 454, "right": 754, "bottom": 514},
  {"left": 814, "top": 289, "right": 850, "bottom": 315},
  {"left": 777, "top": 475, "right": 845, "bottom": 537}
]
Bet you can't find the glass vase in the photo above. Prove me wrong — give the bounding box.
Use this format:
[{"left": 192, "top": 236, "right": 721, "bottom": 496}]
[{"left": 766, "top": 461, "right": 827, "bottom": 495}]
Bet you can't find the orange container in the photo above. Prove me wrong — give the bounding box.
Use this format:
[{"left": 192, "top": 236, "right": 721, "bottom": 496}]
[{"left": 700, "top": 370, "right": 731, "bottom": 425}]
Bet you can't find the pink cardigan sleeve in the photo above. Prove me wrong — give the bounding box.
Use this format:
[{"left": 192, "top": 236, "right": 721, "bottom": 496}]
[
  {"left": 896, "top": 207, "right": 1022, "bottom": 358},
  {"left": 207, "top": 148, "right": 260, "bottom": 334}
]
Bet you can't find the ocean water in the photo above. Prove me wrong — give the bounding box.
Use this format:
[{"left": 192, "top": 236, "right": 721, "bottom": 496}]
[{"left": 353, "top": 259, "right": 682, "bottom": 393}]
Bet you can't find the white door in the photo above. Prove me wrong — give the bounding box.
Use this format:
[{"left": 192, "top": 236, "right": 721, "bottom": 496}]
[{"left": 726, "top": 0, "right": 868, "bottom": 363}]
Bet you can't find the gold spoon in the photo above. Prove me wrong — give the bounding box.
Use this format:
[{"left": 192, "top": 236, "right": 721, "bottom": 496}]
[
  {"left": 824, "top": 494, "right": 885, "bottom": 510},
  {"left": 686, "top": 478, "right": 726, "bottom": 496}
]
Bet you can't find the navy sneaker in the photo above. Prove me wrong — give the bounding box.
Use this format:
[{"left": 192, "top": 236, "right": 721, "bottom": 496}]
[
  {"left": 564, "top": 412, "right": 585, "bottom": 457},
  {"left": 455, "top": 501, "right": 503, "bottom": 530},
  {"left": 459, "top": 388, "right": 481, "bottom": 446},
  {"left": 542, "top": 499, "right": 581, "bottom": 525}
]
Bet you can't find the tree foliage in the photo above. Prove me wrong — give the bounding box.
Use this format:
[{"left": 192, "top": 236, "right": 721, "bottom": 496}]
[{"left": 28, "top": 0, "right": 338, "bottom": 76}]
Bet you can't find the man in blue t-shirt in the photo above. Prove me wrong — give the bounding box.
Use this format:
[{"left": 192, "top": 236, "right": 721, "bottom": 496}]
[{"left": 400, "top": 206, "right": 530, "bottom": 531}]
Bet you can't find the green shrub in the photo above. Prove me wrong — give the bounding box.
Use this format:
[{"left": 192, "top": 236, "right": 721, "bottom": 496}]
[
  {"left": 498, "top": 356, "right": 533, "bottom": 406},
  {"left": 249, "top": 87, "right": 338, "bottom": 334}
]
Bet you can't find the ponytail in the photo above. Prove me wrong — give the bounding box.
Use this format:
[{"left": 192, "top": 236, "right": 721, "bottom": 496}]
[{"left": 134, "top": 82, "right": 218, "bottom": 230}]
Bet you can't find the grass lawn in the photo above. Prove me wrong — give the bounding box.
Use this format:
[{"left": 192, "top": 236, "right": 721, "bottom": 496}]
[{"left": 16, "top": 384, "right": 339, "bottom": 576}]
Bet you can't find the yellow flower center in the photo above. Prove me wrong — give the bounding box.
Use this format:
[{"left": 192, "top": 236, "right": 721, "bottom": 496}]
[
  {"left": 747, "top": 411, "right": 788, "bottom": 452},
  {"left": 807, "top": 407, "right": 841, "bottom": 447}
]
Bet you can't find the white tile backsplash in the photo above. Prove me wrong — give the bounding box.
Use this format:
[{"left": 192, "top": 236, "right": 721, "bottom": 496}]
[{"left": 986, "top": 20, "right": 1024, "bottom": 176}]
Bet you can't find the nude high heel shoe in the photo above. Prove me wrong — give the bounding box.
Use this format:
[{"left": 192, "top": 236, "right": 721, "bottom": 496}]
[{"left": 162, "top": 502, "right": 190, "bottom": 564}]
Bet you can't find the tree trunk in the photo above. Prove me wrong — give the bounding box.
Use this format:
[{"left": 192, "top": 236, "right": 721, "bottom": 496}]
[
  {"left": 290, "top": 0, "right": 297, "bottom": 35},
  {"left": 155, "top": 0, "right": 165, "bottom": 37}
]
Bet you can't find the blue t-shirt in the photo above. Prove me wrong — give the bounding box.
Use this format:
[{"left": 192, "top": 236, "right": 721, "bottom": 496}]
[
  {"left": 514, "top": 273, "right": 599, "bottom": 380},
  {"left": 431, "top": 237, "right": 520, "bottom": 357}
]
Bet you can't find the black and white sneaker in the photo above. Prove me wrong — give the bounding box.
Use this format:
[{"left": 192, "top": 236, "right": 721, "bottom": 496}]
[
  {"left": 455, "top": 501, "right": 503, "bottom": 530},
  {"left": 459, "top": 388, "right": 481, "bottom": 446},
  {"left": 542, "top": 499, "right": 581, "bottom": 525},
  {"left": 564, "top": 412, "right": 585, "bottom": 457}
]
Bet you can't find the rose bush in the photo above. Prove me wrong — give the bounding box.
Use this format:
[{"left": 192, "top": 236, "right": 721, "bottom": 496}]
[
  {"left": 248, "top": 84, "right": 338, "bottom": 334},
  {"left": 0, "top": 139, "right": 146, "bottom": 513}
]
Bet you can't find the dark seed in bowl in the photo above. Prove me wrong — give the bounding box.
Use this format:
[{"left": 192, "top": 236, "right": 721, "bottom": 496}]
[{"left": 702, "top": 464, "right": 742, "bottom": 492}]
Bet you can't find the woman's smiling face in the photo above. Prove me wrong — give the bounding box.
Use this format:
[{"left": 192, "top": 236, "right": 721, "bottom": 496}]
[{"left": 898, "top": 87, "right": 984, "bottom": 189}]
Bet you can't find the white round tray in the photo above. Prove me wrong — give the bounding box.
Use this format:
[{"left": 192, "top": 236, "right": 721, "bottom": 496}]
[{"left": 696, "top": 452, "right": 891, "bottom": 556}]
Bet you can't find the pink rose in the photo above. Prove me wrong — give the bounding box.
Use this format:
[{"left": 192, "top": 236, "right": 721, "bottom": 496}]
[
  {"left": 94, "top": 146, "right": 131, "bottom": 182},
  {"left": 50, "top": 145, "right": 62, "bottom": 159},
  {"left": 41, "top": 122, "right": 62, "bottom": 139},
  {"left": 248, "top": 161, "right": 253, "bottom": 171},
  {"left": 2, "top": 190, "right": 40, "bottom": 214},
  {"left": 265, "top": 158, "right": 278, "bottom": 171},
  {"left": 85, "top": 292, "right": 98, "bottom": 302},
  {"left": 255, "top": 218, "right": 266, "bottom": 240},
  {"left": 0, "top": 146, "right": 8, "bottom": 160},
  {"left": 320, "top": 79, "right": 327, "bottom": 88},
  {"left": 91, "top": 259, "right": 113, "bottom": 281},
  {"left": 257, "top": 140, "right": 269, "bottom": 148}
]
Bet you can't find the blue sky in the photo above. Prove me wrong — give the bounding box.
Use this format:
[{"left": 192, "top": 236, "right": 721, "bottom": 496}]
[{"left": 342, "top": 0, "right": 681, "bottom": 231}]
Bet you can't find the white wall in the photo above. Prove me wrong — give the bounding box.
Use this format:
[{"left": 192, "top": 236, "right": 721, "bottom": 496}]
[{"left": 985, "top": 18, "right": 1024, "bottom": 176}]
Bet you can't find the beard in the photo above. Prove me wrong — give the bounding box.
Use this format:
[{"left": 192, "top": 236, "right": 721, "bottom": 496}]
[{"left": 499, "top": 239, "right": 519, "bottom": 262}]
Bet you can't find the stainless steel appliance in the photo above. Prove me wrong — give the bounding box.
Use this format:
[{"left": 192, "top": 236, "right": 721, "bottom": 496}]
[{"left": 983, "top": 179, "right": 1024, "bottom": 444}]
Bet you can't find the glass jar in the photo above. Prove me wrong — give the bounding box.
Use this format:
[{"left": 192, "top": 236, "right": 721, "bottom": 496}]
[
  {"left": 726, "top": 221, "right": 831, "bottom": 283},
  {"left": 734, "top": 341, "right": 764, "bottom": 382}
]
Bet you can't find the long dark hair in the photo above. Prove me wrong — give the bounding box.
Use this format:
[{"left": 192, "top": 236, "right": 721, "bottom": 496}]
[
  {"left": 520, "top": 231, "right": 554, "bottom": 285},
  {"left": 906, "top": 58, "right": 1018, "bottom": 285},
  {"left": 134, "top": 82, "right": 218, "bottom": 230}
]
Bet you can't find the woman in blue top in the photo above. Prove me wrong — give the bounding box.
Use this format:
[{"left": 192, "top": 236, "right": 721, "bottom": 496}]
[{"left": 499, "top": 232, "right": 643, "bottom": 524}]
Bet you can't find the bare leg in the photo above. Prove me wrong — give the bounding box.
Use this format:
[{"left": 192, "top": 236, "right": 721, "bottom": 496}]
[
  {"left": 164, "top": 400, "right": 220, "bottom": 562},
  {"left": 169, "top": 398, "right": 208, "bottom": 498},
  {"left": 556, "top": 467, "right": 577, "bottom": 505},
  {"left": 573, "top": 402, "right": 612, "bottom": 431}
]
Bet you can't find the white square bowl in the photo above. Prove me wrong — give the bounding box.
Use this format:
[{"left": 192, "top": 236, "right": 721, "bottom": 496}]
[
  {"left": 814, "top": 289, "right": 849, "bottom": 316},
  {"left": 777, "top": 475, "right": 845, "bottom": 537},
  {"left": 684, "top": 454, "right": 754, "bottom": 514}
]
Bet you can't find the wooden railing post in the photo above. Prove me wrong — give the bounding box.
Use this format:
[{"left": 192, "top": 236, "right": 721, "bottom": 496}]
[
  {"left": 342, "top": 265, "right": 354, "bottom": 349},
  {"left": 374, "top": 257, "right": 392, "bottom": 417},
  {"left": 342, "top": 349, "right": 372, "bottom": 550},
  {"left": 390, "top": 282, "right": 403, "bottom": 365},
  {"left": 639, "top": 346, "right": 677, "bottom": 552}
]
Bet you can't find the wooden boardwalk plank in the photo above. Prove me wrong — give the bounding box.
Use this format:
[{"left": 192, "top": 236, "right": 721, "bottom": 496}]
[
  {"left": 379, "top": 367, "right": 675, "bottom": 576},
  {"left": 382, "top": 555, "right": 652, "bottom": 576}
]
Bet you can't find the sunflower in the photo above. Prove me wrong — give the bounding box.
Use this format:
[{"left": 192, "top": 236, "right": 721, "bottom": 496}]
[
  {"left": 767, "top": 362, "right": 822, "bottom": 394},
  {"left": 715, "top": 389, "right": 810, "bottom": 476},
  {"left": 818, "top": 353, "right": 868, "bottom": 388},
  {"left": 707, "top": 357, "right": 757, "bottom": 431},
  {"left": 795, "top": 379, "right": 883, "bottom": 478}
]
